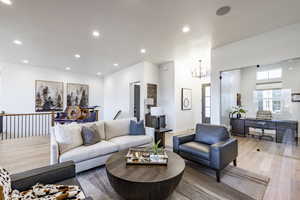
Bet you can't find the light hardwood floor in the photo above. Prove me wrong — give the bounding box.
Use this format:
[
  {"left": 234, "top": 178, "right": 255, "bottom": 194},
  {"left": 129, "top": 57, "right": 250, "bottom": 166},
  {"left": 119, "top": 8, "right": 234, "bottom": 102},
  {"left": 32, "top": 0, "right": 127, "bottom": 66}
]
[{"left": 0, "top": 135, "right": 299, "bottom": 200}]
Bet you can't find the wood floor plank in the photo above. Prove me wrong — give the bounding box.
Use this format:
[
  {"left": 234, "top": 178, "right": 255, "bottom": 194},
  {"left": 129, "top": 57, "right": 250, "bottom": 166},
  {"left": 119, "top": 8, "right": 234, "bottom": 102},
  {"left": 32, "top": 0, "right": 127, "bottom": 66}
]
[{"left": 0, "top": 134, "right": 299, "bottom": 200}]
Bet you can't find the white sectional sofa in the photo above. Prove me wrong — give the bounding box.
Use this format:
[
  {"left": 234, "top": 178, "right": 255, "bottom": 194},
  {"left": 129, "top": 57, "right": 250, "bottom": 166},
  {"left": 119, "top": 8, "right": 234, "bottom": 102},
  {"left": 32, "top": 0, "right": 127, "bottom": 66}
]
[{"left": 50, "top": 118, "right": 153, "bottom": 173}]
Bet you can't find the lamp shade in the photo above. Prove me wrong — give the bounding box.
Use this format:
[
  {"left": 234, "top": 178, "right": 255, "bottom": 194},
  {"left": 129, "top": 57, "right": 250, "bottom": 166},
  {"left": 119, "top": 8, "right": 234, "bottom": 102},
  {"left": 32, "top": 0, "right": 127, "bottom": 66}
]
[{"left": 151, "top": 107, "right": 164, "bottom": 116}]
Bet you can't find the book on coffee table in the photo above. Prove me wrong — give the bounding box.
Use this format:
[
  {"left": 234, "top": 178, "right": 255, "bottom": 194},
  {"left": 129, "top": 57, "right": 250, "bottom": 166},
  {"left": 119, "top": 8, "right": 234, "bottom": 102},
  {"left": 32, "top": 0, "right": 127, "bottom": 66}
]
[{"left": 126, "top": 147, "right": 168, "bottom": 165}]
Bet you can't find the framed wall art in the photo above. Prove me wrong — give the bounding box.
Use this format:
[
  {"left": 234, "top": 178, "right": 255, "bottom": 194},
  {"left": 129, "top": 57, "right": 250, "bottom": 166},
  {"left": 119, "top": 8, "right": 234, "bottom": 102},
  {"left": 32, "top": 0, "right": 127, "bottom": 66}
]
[
  {"left": 35, "top": 80, "right": 64, "bottom": 112},
  {"left": 67, "top": 83, "right": 89, "bottom": 107},
  {"left": 181, "top": 88, "right": 192, "bottom": 110}
]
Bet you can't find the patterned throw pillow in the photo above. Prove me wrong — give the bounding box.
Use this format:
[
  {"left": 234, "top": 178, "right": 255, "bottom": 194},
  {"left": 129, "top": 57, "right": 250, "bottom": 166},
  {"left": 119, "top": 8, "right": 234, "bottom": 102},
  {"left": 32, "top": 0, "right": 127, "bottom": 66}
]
[
  {"left": 10, "top": 183, "right": 85, "bottom": 200},
  {"left": 81, "top": 125, "right": 101, "bottom": 146},
  {"left": 0, "top": 166, "right": 11, "bottom": 200}
]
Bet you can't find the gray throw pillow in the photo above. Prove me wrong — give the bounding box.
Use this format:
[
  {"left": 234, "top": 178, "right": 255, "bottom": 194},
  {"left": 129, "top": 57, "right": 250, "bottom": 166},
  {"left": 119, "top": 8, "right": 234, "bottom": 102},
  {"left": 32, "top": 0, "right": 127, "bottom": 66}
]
[
  {"left": 81, "top": 125, "right": 101, "bottom": 146},
  {"left": 129, "top": 120, "right": 145, "bottom": 135}
]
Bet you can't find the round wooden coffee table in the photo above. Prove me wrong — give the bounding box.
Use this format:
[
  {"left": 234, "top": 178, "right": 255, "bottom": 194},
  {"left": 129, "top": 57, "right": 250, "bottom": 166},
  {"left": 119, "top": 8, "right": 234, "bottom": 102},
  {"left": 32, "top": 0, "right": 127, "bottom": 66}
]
[{"left": 106, "top": 150, "right": 185, "bottom": 200}]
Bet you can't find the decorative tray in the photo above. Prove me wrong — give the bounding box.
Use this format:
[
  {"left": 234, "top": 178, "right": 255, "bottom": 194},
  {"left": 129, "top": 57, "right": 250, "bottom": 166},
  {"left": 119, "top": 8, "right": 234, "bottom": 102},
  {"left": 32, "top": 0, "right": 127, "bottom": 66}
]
[{"left": 126, "top": 147, "right": 168, "bottom": 165}]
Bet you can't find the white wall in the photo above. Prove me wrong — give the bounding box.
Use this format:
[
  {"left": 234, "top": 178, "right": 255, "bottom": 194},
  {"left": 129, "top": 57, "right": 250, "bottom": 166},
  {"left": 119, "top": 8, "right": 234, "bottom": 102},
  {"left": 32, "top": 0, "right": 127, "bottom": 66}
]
[
  {"left": 211, "top": 22, "right": 300, "bottom": 124},
  {"left": 220, "top": 70, "right": 241, "bottom": 127},
  {"left": 103, "top": 61, "right": 160, "bottom": 121},
  {"left": 0, "top": 62, "right": 104, "bottom": 119},
  {"left": 103, "top": 62, "right": 144, "bottom": 120},
  {"left": 173, "top": 45, "right": 211, "bottom": 132},
  {"left": 159, "top": 62, "right": 176, "bottom": 130}
]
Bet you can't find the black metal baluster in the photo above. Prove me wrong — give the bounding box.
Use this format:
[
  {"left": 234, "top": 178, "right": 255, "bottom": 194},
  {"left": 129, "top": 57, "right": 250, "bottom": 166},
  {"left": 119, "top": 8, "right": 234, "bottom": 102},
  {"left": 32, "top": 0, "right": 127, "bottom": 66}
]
[
  {"left": 9, "top": 116, "right": 11, "bottom": 139},
  {"left": 25, "top": 115, "right": 27, "bottom": 138},
  {"left": 5, "top": 116, "right": 7, "bottom": 140},
  {"left": 32, "top": 114, "right": 34, "bottom": 137}
]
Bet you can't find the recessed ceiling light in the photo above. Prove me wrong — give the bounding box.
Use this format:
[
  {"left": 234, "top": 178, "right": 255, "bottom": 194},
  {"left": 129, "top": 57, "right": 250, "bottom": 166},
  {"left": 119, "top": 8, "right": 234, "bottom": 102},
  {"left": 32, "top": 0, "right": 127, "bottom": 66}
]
[
  {"left": 65, "top": 67, "right": 71, "bottom": 70},
  {"left": 96, "top": 72, "right": 102, "bottom": 76},
  {"left": 74, "top": 54, "right": 80, "bottom": 58},
  {"left": 22, "top": 60, "right": 29, "bottom": 64},
  {"left": 13, "top": 40, "right": 22, "bottom": 45},
  {"left": 113, "top": 63, "right": 119, "bottom": 67},
  {"left": 216, "top": 6, "right": 231, "bottom": 16},
  {"left": 140, "top": 49, "right": 146, "bottom": 54},
  {"left": 1, "top": 0, "right": 12, "bottom": 5},
  {"left": 92, "top": 30, "right": 100, "bottom": 38},
  {"left": 182, "top": 25, "right": 190, "bottom": 33}
]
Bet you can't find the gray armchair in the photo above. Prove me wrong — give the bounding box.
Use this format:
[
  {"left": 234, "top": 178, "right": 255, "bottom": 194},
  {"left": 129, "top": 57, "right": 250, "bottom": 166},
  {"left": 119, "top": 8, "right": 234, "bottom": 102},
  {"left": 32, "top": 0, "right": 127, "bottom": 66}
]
[{"left": 173, "top": 124, "right": 238, "bottom": 182}]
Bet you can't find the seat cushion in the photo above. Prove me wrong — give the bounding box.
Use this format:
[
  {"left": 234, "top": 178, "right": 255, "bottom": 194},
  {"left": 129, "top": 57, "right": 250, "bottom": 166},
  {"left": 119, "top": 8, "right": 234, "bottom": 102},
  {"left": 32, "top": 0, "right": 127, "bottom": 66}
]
[
  {"left": 60, "top": 141, "right": 118, "bottom": 163},
  {"left": 195, "top": 124, "right": 229, "bottom": 145},
  {"left": 109, "top": 135, "right": 153, "bottom": 151},
  {"left": 105, "top": 118, "right": 134, "bottom": 140},
  {"left": 179, "top": 141, "right": 210, "bottom": 160}
]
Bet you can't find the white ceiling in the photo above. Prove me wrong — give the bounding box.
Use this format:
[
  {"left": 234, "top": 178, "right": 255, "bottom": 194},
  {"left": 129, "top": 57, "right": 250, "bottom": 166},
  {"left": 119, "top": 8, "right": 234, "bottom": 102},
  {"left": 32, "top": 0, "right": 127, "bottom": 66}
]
[{"left": 1, "top": 0, "right": 300, "bottom": 76}]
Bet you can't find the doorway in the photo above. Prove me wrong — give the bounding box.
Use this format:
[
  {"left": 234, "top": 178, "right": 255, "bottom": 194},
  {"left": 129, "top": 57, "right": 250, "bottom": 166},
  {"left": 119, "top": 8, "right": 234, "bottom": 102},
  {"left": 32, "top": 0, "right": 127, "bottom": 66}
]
[
  {"left": 202, "top": 84, "right": 211, "bottom": 124},
  {"left": 129, "top": 82, "right": 141, "bottom": 121}
]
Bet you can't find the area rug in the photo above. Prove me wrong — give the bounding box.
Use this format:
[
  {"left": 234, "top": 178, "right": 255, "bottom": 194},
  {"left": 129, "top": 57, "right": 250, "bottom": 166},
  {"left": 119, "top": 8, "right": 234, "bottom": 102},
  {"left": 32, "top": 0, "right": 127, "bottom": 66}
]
[{"left": 77, "top": 161, "right": 269, "bottom": 200}]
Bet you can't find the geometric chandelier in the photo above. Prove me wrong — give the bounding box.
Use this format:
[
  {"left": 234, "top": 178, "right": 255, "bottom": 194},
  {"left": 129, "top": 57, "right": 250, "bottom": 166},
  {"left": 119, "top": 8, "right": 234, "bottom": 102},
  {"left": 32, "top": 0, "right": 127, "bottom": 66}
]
[{"left": 191, "top": 60, "right": 209, "bottom": 79}]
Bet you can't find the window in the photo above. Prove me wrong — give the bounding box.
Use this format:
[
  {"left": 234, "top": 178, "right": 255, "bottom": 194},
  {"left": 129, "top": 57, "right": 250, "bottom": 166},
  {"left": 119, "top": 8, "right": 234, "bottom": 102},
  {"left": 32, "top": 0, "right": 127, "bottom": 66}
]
[
  {"left": 257, "top": 89, "right": 281, "bottom": 113},
  {"left": 257, "top": 68, "right": 282, "bottom": 80}
]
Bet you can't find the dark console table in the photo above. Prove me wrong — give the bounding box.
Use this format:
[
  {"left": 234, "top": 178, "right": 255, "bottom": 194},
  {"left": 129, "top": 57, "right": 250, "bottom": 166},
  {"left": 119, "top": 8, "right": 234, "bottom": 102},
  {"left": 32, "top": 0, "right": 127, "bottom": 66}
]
[{"left": 230, "top": 118, "right": 298, "bottom": 145}]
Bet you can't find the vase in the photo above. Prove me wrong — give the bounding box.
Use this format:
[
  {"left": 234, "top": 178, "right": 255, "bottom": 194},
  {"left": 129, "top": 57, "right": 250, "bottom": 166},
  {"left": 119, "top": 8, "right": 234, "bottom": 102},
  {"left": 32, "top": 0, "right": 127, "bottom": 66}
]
[{"left": 237, "top": 113, "right": 241, "bottom": 119}]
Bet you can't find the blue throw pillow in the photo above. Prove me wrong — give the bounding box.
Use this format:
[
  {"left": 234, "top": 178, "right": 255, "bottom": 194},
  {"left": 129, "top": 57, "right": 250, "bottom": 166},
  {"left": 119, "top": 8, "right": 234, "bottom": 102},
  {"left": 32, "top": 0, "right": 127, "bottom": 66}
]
[{"left": 129, "top": 120, "right": 145, "bottom": 135}]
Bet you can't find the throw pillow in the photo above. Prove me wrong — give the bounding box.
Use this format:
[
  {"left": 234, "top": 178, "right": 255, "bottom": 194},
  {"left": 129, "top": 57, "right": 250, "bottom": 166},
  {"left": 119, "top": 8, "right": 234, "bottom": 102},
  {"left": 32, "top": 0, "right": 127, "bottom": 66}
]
[
  {"left": 0, "top": 166, "right": 11, "bottom": 200},
  {"left": 129, "top": 120, "right": 145, "bottom": 135},
  {"left": 55, "top": 124, "right": 83, "bottom": 154},
  {"left": 81, "top": 125, "right": 101, "bottom": 146},
  {"left": 10, "top": 183, "right": 85, "bottom": 199}
]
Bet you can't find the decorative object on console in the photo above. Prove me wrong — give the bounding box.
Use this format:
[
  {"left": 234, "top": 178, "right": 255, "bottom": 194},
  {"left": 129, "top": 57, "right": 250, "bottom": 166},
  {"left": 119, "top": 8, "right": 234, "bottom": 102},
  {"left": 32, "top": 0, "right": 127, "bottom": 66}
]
[
  {"left": 54, "top": 106, "right": 99, "bottom": 125},
  {"left": 291, "top": 93, "right": 300, "bottom": 102},
  {"left": 67, "top": 83, "right": 89, "bottom": 107},
  {"left": 256, "top": 110, "right": 272, "bottom": 120},
  {"left": 181, "top": 88, "right": 192, "bottom": 110},
  {"left": 35, "top": 80, "right": 64, "bottom": 112},
  {"left": 66, "top": 106, "right": 82, "bottom": 120},
  {"left": 129, "top": 120, "right": 145, "bottom": 135},
  {"left": 230, "top": 106, "right": 246, "bottom": 119},
  {"left": 125, "top": 147, "right": 168, "bottom": 165},
  {"left": 191, "top": 60, "right": 209, "bottom": 79}
]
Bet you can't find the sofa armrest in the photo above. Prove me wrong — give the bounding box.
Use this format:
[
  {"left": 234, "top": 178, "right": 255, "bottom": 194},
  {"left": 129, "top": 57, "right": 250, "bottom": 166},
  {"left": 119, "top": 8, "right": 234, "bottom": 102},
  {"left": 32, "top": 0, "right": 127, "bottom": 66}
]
[
  {"left": 210, "top": 138, "right": 238, "bottom": 170},
  {"left": 173, "top": 133, "right": 195, "bottom": 153},
  {"left": 50, "top": 128, "right": 59, "bottom": 165},
  {"left": 11, "top": 161, "right": 76, "bottom": 191}
]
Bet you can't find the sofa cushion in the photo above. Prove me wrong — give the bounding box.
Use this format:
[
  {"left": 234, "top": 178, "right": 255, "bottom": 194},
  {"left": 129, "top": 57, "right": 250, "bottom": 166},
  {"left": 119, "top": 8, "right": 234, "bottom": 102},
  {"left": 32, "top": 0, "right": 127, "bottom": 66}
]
[
  {"left": 105, "top": 118, "right": 133, "bottom": 140},
  {"left": 59, "top": 141, "right": 118, "bottom": 163},
  {"left": 179, "top": 141, "right": 210, "bottom": 160},
  {"left": 129, "top": 120, "right": 145, "bottom": 135},
  {"left": 109, "top": 135, "right": 153, "bottom": 151},
  {"left": 54, "top": 124, "right": 83, "bottom": 154},
  {"left": 81, "top": 125, "right": 101, "bottom": 146},
  {"left": 195, "top": 124, "right": 229, "bottom": 145},
  {"left": 82, "top": 121, "right": 106, "bottom": 140}
]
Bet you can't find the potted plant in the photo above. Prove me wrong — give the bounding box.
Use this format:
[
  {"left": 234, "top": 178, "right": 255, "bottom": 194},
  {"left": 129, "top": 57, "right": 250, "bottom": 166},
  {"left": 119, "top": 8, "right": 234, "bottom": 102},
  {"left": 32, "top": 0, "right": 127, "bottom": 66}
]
[
  {"left": 150, "top": 140, "right": 162, "bottom": 161},
  {"left": 231, "top": 106, "right": 246, "bottom": 119}
]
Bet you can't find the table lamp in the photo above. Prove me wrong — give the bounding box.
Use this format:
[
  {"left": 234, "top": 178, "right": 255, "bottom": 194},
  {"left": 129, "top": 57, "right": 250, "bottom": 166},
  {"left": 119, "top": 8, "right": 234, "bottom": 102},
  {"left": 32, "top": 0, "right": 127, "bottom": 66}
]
[{"left": 151, "top": 107, "right": 164, "bottom": 129}]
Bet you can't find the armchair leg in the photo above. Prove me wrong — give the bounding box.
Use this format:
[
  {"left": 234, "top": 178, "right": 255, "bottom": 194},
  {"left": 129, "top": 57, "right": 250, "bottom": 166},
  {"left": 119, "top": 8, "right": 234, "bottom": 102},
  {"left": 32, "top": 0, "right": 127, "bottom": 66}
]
[
  {"left": 233, "top": 159, "right": 237, "bottom": 167},
  {"left": 216, "top": 170, "right": 220, "bottom": 182}
]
